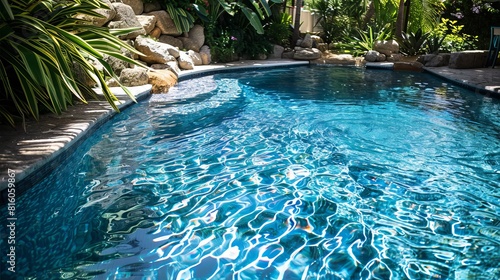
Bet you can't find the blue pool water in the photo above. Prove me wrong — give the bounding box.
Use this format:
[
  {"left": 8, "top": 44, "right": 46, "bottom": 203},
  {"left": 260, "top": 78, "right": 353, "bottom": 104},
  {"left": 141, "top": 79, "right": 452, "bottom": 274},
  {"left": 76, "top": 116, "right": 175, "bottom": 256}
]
[{"left": 1, "top": 66, "right": 500, "bottom": 279}]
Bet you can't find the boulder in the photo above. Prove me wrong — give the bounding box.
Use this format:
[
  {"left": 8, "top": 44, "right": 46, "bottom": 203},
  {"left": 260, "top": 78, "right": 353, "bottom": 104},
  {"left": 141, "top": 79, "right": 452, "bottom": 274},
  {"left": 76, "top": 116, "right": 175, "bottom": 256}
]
[
  {"left": 365, "top": 50, "right": 379, "bottom": 62},
  {"left": 149, "top": 27, "right": 162, "bottom": 39},
  {"left": 300, "top": 33, "right": 313, "bottom": 48},
  {"left": 376, "top": 53, "right": 386, "bottom": 62},
  {"left": 199, "top": 45, "right": 211, "bottom": 65},
  {"left": 116, "top": 0, "right": 144, "bottom": 15},
  {"left": 178, "top": 52, "right": 195, "bottom": 70},
  {"left": 79, "top": 0, "right": 115, "bottom": 27},
  {"left": 282, "top": 51, "right": 295, "bottom": 59},
  {"left": 418, "top": 53, "right": 450, "bottom": 67},
  {"left": 179, "top": 37, "right": 200, "bottom": 52},
  {"left": 103, "top": 54, "right": 129, "bottom": 75},
  {"left": 159, "top": 35, "right": 184, "bottom": 49},
  {"left": 166, "top": 61, "right": 181, "bottom": 76},
  {"left": 136, "top": 15, "right": 157, "bottom": 35},
  {"left": 374, "top": 40, "right": 399, "bottom": 56},
  {"left": 386, "top": 53, "right": 402, "bottom": 62},
  {"left": 146, "top": 10, "right": 181, "bottom": 36},
  {"left": 187, "top": 50, "right": 203, "bottom": 66},
  {"left": 106, "top": 77, "right": 120, "bottom": 87},
  {"left": 268, "top": 44, "right": 284, "bottom": 59},
  {"left": 310, "top": 35, "right": 323, "bottom": 48},
  {"left": 109, "top": 3, "right": 145, "bottom": 39},
  {"left": 119, "top": 68, "right": 149, "bottom": 86},
  {"left": 293, "top": 47, "right": 321, "bottom": 60},
  {"left": 147, "top": 69, "right": 178, "bottom": 93},
  {"left": 449, "top": 50, "right": 488, "bottom": 69},
  {"left": 134, "top": 36, "right": 177, "bottom": 64},
  {"left": 144, "top": 1, "right": 162, "bottom": 13},
  {"left": 188, "top": 25, "right": 205, "bottom": 51}
]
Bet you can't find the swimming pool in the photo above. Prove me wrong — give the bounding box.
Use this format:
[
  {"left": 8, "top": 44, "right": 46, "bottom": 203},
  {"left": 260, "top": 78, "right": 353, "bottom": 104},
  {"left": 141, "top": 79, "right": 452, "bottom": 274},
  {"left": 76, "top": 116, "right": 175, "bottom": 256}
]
[{"left": 1, "top": 66, "right": 500, "bottom": 279}]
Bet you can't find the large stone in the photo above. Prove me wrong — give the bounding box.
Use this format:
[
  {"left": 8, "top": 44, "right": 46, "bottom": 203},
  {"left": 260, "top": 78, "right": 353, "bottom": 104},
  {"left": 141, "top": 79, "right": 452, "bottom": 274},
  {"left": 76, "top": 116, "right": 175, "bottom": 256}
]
[
  {"left": 110, "top": 3, "right": 145, "bottom": 39},
  {"left": 143, "top": 1, "right": 162, "bottom": 13},
  {"left": 293, "top": 47, "right": 321, "bottom": 60},
  {"left": 188, "top": 25, "right": 205, "bottom": 51},
  {"left": 187, "top": 50, "right": 203, "bottom": 66},
  {"left": 386, "top": 53, "right": 402, "bottom": 62},
  {"left": 418, "top": 53, "right": 450, "bottom": 67},
  {"left": 376, "top": 53, "right": 386, "bottom": 62},
  {"left": 136, "top": 15, "right": 157, "bottom": 35},
  {"left": 116, "top": 0, "right": 143, "bottom": 15},
  {"left": 282, "top": 51, "right": 295, "bottom": 59},
  {"left": 78, "top": 0, "right": 115, "bottom": 27},
  {"left": 159, "top": 35, "right": 184, "bottom": 49},
  {"left": 103, "top": 54, "right": 129, "bottom": 75},
  {"left": 374, "top": 40, "right": 399, "bottom": 56},
  {"left": 179, "top": 37, "right": 200, "bottom": 52},
  {"left": 448, "top": 51, "right": 487, "bottom": 69},
  {"left": 300, "top": 33, "right": 313, "bottom": 48},
  {"left": 166, "top": 61, "right": 181, "bottom": 76},
  {"left": 268, "top": 44, "right": 284, "bottom": 59},
  {"left": 146, "top": 10, "right": 181, "bottom": 36},
  {"left": 365, "top": 50, "right": 379, "bottom": 62},
  {"left": 199, "top": 45, "right": 211, "bottom": 65},
  {"left": 178, "top": 52, "right": 195, "bottom": 70},
  {"left": 134, "top": 36, "right": 177, "bottom": 64},
  {"left": 147, "top": 69, "right": 178, "bottom": 93},
  {"left": 119, "top": 68, "right": 148, "bottom": 86},
  {"left": 149, "top": 27, "right": 162, "bottom": 39}
]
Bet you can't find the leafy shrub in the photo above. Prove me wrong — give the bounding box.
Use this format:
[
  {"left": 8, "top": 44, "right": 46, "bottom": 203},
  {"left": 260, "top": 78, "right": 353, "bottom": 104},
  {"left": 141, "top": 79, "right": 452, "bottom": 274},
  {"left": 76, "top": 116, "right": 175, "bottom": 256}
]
[
  {"left": 0, "top": 0, "right": 142, "bottom": 127},
  {"left": 398, "top": 28, "right": 430, "bottom": 56},
  {"left": 265, "top": 12, "right": 292, "bottom": 47},
  {"left": 336, "top": 25, "right": 392, "bottom": 56},
  {"left": 436, "top": 18, "right": 478, "bottom": 52}
]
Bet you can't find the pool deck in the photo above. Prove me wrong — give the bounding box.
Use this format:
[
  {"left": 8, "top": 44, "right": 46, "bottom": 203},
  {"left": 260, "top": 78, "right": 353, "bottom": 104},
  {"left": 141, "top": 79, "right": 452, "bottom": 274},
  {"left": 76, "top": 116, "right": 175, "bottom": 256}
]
[{"left": 1, "top": 59, "right": 499, "bottom": 200}]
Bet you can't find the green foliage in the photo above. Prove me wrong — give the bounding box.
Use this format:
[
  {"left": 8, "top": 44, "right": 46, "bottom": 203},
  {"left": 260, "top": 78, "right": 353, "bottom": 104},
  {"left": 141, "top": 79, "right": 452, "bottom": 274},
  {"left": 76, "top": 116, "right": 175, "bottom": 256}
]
[
  {"left": 265, "top": 12, "right": 292, "bottom": 46},
  {"left": 398, "top": 28, "right": 430, "bottom": 55},
  {"left": 210, "top": 30, "right": 238, "bottom": 63},
  {"left": 337, "top": 25, "right": 392, "bottom": 56},
  {"left": 165, "top": 3, "right": 195, "bottom": 33},
  {"left": 0, "top": 0, "right": 143, "bottom": 127},
  {"left": 436, "top": 18, "right": 478, "bottom": 52}
]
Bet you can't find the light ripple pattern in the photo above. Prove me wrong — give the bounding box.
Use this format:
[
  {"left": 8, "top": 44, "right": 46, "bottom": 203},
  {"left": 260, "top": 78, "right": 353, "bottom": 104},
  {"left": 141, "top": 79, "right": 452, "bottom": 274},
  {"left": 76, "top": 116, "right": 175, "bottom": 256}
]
[{"left": 1, "top": 67, "right": 500, "bottom": 279}]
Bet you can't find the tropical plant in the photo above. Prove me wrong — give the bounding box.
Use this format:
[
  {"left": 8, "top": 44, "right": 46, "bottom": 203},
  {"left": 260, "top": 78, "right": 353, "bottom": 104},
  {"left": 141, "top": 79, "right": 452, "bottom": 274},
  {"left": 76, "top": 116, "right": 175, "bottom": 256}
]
[
  {"left": 0, "top": 0, "right": 143, "bottom": 127},
  {"left": 265, "top": 12, "right": 292, "bottom": 46},
  {"left": 436, "top": 18, "right": 478, "bottom": 52},
  {"left": 337, "top": 24, "right": 392, "bottom": 56},
  {"left": 145, "top": 0, "right": 196, "bottom": 33},
  {"left": 398, "top": 28, "right": 430, "bottom": 55}
]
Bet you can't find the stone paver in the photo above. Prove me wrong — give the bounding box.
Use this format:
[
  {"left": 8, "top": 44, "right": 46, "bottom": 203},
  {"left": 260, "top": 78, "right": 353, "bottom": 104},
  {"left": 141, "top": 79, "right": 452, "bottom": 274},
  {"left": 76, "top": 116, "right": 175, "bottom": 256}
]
[{"left": 1, "top": 59, "right": 499, "bottom": 201}]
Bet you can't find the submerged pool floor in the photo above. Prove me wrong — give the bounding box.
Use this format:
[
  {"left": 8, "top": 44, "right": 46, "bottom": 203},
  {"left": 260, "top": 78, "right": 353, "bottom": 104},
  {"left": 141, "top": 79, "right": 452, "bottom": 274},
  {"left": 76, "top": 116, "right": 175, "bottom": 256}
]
[{"left": 1, "top": 66, "right": 500, "bottom": 279}]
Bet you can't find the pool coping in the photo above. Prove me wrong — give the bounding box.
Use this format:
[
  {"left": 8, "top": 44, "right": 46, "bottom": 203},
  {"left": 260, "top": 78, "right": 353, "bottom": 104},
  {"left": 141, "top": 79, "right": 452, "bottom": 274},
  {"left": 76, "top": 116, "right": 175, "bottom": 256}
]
[{"left": 2, "top": 59, "right": 499, "bottom": 203}]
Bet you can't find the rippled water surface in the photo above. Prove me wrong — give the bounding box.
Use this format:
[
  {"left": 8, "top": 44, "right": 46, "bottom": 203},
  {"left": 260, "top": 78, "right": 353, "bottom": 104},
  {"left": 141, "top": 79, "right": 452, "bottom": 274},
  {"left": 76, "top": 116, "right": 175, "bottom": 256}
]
[{"left": 2, "top": 66, "right": 500, "bottom": 279}]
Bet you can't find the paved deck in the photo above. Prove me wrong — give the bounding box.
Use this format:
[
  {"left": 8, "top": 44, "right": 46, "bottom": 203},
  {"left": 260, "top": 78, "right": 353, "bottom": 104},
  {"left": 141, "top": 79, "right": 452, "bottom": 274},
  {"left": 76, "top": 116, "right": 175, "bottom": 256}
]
[{"left": 1, "top": 59, "right": 499, "bottom": 200}]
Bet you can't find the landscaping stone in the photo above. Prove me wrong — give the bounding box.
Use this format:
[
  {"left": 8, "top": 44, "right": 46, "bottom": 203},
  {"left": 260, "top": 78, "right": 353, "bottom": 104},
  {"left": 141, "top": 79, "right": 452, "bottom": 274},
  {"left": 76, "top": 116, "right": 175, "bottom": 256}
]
[
  {"left": 147, "top": 69, "right": 178, "bottom": 93},
  {"left": 103, "top": 54, "right": 129, "bottom": 75},
  {"left": 448, "top": 50, "right": 488, "bottom": 69},
  {"left": 134, "top": 36, "right": 177, "bottom": 64},
  {"left": 149, "top": 27, "right": 162, "bottom": 38},
  {"left": 188, "top": 25, "right": 205, "bottom": 51},
  {"left": 300, "top": 34, "right": 313, "bottom": 48},
  {"left": 188, "top": 50, "right": 203, "bottom": 66},
  {"left": 109, "top": 3, "right": 146, "bottom": 39},
  {"left": 268, "top": 45, "right": 284, "bottom": 59},
  {"left": 179, "top": 37, "right": 200, "bottom": 52},
  {"left": 166, "top": 61, "right": 181, "bottom": 76},
  {"left": 386, "top": 53, "right": 402, "bottom": 62},
  {"left": 199, "top": 45, "right": 212, "bottom": 65},
  {"left": 119, "top": 68, "right": 149, "bottom": 86},
  {"left": 178, "top": 51, "right": 195, "bottom": 70},
  {"left": 80, "top": 0, "right": 115, "bottom": 27},
  {"left": 418, "top": 53, "right": 450, "bottom": 67},
  {"left": 146, "top": 10, "right": 181, "bottom": 36},
  {"left": 365, "top": 50, "right": 380, "bottom": 62},
  {"left": 159, "top": 35, "right": 184, "bottom": 49},
  {"left": 136, "top": 15, "right": 157, "bottom": 34},
  {"left": 374, "top": 40, "right": 399, "bottom": 55},
  {"left": 119, "top": 0, "right": 144, "bottom": 15},
  {"left": 282, "top": 51, "right": 295, "bottom": 59},
  {"left": 376, "top": 53, "right": 386, "bottom": 62},
  {"left": 293, "top": 47, "right": 321, "bottom": 60},
  {"left": 143, "top": 1, "right": 162, "bottom": 13}
]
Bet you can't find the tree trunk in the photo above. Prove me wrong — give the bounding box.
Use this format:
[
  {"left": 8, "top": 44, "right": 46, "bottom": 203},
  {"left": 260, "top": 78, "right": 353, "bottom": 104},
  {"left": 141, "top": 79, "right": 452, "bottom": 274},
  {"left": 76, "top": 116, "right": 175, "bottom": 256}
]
[
  {"left": 363, "top": 1, "right": 375, "bottom": 29},
  {"left": 292, "top": 0, "right": 302, "bottom": 47},
  {"left": 395, "top": 0, "right": 405, "bottom": 39}
]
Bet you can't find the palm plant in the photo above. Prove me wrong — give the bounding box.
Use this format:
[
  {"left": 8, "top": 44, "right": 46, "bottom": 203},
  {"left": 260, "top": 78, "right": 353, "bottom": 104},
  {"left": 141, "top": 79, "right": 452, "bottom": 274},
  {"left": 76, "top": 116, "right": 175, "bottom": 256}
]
[{"left": 0, "top": 0, "right": 143, "bottom": 127}]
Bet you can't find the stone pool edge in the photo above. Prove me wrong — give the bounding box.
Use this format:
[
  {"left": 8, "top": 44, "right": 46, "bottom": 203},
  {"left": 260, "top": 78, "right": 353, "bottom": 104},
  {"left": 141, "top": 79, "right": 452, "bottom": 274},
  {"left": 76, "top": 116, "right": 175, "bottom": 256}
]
[{"left": 0, "top": 60, "right": 308, "bottom": 203}]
